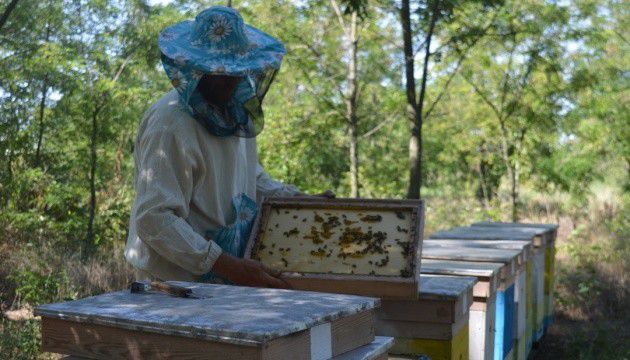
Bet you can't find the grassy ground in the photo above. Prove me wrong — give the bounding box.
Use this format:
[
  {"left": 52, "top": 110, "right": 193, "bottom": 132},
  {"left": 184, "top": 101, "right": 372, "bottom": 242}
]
[{"left": 0, "top": 191, "right": 627, "bottom": 359}]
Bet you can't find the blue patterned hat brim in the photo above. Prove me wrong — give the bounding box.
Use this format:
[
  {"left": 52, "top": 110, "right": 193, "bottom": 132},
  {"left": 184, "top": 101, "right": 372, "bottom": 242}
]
[{"left": 159, "top": 21, "right": 286, "bottom": 76}]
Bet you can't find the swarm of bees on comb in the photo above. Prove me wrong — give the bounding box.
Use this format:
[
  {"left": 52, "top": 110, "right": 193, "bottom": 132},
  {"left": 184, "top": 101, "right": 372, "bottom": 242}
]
[{"left": 252, "top": 207, "right": 416, "bottom": 277}]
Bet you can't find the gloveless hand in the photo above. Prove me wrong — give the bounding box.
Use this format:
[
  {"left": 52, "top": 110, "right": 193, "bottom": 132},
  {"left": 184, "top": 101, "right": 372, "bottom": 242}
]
[
  {"left": 295, "top": 190, "right": 336, "bottom": 198},
  {"left": 212, "top": 253, "right": 292, "bottom": 289}
]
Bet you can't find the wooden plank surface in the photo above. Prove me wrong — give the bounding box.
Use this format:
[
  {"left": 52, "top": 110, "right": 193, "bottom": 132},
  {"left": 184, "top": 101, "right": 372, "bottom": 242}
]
[
  {"left": 389, "top": 325, "right": 469, "bottom": 359},
  {"left": 377, "top": 275, "right": 476, "bottom": 323},
  {"left": 422, "top": 244, "right": 519, "bottom": 280},
  {"left": 60, "top": 337, "right": 395, "bottom": 360},
  {"left": 420, "top": 259, "right": 502, "bottom": 298},
  {"left": 429, "top": 226, "right": 543, "bottom": 246},
  {"left": 35, "top": 282, "right": 378, "bottom": 346},
  {"left": 281, "top": 276, "right": 417, "bottom": 300},
  {"left": 422, "top": 243, "right": 520, "bottom": 263},
  {"left": 43, "top": 317, "right": 261, "bottom": 360},
  {"left": 424, "top": 239, "right": 531, "bottom": 264},
  {"left": 471, "top": 221, "right": 558, "bottom": 245},
  {"left": 332, "top": 336, "right": 394, "bottom": 360},
  {"left": 450, "top": 225, "right": 543, "bottom": 238},
  {"left": 331, "top": 310, "right": 375, "bottom": 356},
  {"left": 471, "top": 222, "right": 558, "bottom": 333},
  {"left": 44, "top": 311, "right": 375, "bottom": 360},
  {"left": 375, "top": 312, "right": 468, "bottom": 340},
  {"left": 470, "top": 294, "right": 496, "bottom": 360}
]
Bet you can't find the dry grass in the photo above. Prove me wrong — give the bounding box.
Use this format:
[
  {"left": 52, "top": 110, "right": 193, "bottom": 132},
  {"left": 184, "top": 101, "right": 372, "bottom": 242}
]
[
  {"left": 1, "top": 240, "right": 133, "bottom": 311},
  {"left": 0, "top": 239, "right": 133, "bottom": 360}
]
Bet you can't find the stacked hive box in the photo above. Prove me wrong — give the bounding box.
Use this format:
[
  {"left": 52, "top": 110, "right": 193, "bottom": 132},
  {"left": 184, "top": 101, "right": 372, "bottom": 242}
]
[
  {"left": 471, "top": 222, "right": 558, "bottom": 333},
  {"left": 432, "top": 224, "right": 556, "bottom": 358},
  {"left": 376, "top": 274, "right": 476, "bottom": 360},
  {"left": 36, "top": 282, "right": 391, "bottom": 360},
  {"left": 422, "top": 242, "right": 523, "bottom": 360},
  {"left": 425, "top": 239, "right": 532, "bottom": 360},
  {"left": 421, "top": 259, "right": 503, "bottom": 360}
]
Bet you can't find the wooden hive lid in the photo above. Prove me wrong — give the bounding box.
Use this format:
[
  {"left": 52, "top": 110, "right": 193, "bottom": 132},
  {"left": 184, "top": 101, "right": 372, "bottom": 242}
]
[
  {"left": 471, "top": 221, "right": 558, "bottom": 231},
  {"left": 420, "top": 259, "right": 502, "bottom": 298},
  {"left": 421, "top": 244, "right": 520, "bottom": 282},
  {"left": 422, "top": 243, "right": 520, "bottom": 264},
  {"left": 429, "top": 225, "right": 551, "bottom": 248},
  {"left": 471, "top": 221, "right": 558, "bottom": 243},
  {"left": 424, "top": 239, "right": 532, "bottom": 264},
  {"left": 421, "top": 258, "right": 503, "bottom": 278},
  {"left": 34, "top": 282, "right": 379, "bottom": 346},
  {"left": 418, "top": 274, "right": 476, "bottom": 302}
]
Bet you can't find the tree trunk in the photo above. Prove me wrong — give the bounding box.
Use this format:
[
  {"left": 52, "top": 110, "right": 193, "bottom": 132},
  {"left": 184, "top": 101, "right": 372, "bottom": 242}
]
[
  {"left": 511, "top": 158, "right": 519, "bottom": 221},
  {"left": 478, "top": 160, "right": 491, "bottom": 211},
  {"left": 0, "top": 0, "right": 20, "bottom": 32},
  {"left": 86, "top": 105, "right": 100, "bottom": 254},
  {"left": 402, "top": 0, "right": 440, "bottom": 199},
  {"left": 401, "top": 0, "right": 418, "bottom": 199},
  {"left": 347, "top": 10, "right": 359, "bottom": 198},
  {"left": 34, "top": 75, "right": 49, "bottom": 168},
  {"left": 498, "top": 119, "right": 518, "bottom": 221}
]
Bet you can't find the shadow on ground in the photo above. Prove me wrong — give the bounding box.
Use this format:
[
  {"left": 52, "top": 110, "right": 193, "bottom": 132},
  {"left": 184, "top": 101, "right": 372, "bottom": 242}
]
[{"left": 532, "top": 314, "right": 630, "bottom": 360}]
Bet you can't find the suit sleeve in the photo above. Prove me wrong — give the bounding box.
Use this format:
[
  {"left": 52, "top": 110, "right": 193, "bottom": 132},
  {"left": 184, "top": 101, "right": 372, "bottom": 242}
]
[{"left": 133, "top": 126, "right": 223, "bottom": 275}]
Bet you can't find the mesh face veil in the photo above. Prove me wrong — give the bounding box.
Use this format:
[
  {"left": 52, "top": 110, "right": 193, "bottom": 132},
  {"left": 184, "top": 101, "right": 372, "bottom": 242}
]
[{"left": 158, "top": 6, "right": 285, "bottom": 137}]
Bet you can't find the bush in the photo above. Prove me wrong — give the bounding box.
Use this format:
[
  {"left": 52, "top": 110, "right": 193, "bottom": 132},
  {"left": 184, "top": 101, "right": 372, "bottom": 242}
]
[{"left": 0, "top": 319, "right": 42, "bottom": 360}]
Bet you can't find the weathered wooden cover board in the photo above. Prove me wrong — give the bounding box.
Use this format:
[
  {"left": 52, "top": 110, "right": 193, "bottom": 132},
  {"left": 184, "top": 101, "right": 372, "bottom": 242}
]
[
  {"left": 35, "top": 282, "right": 378, "bottom": 346},
  {"left": 422, "top": 243, "right": 520, "bottom": 280},
  {"left": 416, "top": 274, "right": 476, "bottom": 302},
  {"left": 332, "top": 336, "right": 393, "bottom": 360},
  {"left": 424, "top": 239, "right": 531, "bottom": 265},
  {"left": 471, "top": 222, "right": 558, "bottom": 245},
  {"left": 420, "top": 259, "right": 503, "bottom": 299},
  {"left": 471, "top": 221, "right": 558, "bottom": 232},
  {"left": 245, "top": 197, "right": 424, "bottom": 299},
  {"left": 429, "top": 226, "right": 546, "bottom": 246}
]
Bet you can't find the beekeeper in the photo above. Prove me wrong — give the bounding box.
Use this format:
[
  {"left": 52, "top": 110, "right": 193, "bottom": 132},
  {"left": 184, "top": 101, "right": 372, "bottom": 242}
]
[{"left": 125, "top": 6, "right": 333, "bottom": 288}]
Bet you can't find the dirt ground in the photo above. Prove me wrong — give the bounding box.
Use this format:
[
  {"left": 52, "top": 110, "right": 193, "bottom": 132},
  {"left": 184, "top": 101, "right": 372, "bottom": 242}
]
[{"left": 531, "top": 314, "right": 630, "bottom": 360}]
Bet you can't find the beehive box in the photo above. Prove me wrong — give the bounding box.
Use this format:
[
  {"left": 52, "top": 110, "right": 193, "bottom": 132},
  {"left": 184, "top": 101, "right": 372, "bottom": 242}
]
[
  {"left": 422, "top": 241, "right": 524, "bottom": 360},
  {"left": 421, "top": 259, "right": 503, "bottom": 360},
  {"left": 425, "top": 239, "right": 532, "bottom": 360},
  {"left": 35, "top": 282, "right": 380, "bottom": 360},
  {"left": 431, "top": 225, "right": 550, "bottom": 350},
  {"left": 376, "top": 275, "right": 476, "bottom": 360},
  {"left": 471, "top": 222, "right": 558, "bottom": 335},
  {"left": 245, "top": 197, "right": 424, "bottom": 299}
]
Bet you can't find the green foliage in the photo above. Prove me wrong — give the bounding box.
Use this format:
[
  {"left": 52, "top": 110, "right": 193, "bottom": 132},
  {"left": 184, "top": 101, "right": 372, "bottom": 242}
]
[
  {"left": 8, "top": 269, "right": 73, "bottom": 306},
  {"left": 0, "top": 320, "right": 43, "bottom": 360}
]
